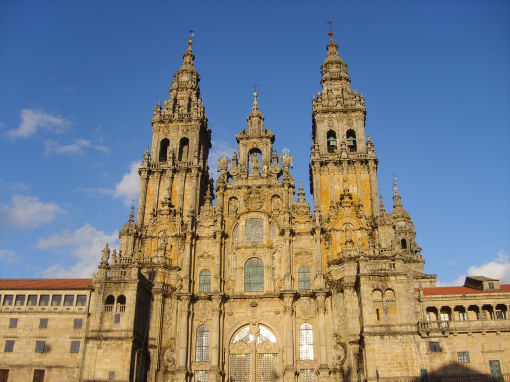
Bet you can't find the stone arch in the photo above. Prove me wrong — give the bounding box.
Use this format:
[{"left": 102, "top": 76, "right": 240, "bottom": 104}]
[
  {"left": 159, "top": 138, "right": 170, "bottom": 161},
  {"left": 327, "top": 130, "right": 337, "bottom": 153},
  {"left": 248, "top": 147, "right": 262, "bottom": 174},
  {"left": 346, "top": 129, "right": 357, "bottom": 152},
  {"left": 178, "top": 137, "right": 189, "bottom": 161}
]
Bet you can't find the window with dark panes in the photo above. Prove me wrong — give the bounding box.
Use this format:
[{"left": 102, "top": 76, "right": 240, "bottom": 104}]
[
  {"left": 39, "top": 318, "right": 48, "bottom": 329},
  {"left": 76, "top": 295, "right": 87, "bottom": 306},
  {"left": 428, "top": 342, "right": 441, "bottom": 352},
  {"left": 39, "top": 295, "right": 49, "bottom": 306},
  {"left": 33, "top": 369, "right": 45, "bottom": 382},
  {"left": 74, "top": 318, "right": 83, "bottom": 329},
  {"left": 64, "top": 295, "right": 74, "bottom": 306},
  {"left": 244, "top": 257, "right": 264, "bottom": 292},
  {"left": 298, "top": 266, "right": 311, "bottom": 290},
  {"left": 27, "top": 295, "right": 38, "bottom": 306},
  {"left": 195, "top": 325, "right": 210, "bottom": 362},
  {"left": 14, "top": 295, "right": 25, "bottom": 306},
  {"left": 70, "top": 341, "right": 80, "bottom": 353},
  {"left": 114, "top": 313, "right": 121, "bottom": 323},
  {"left": 0, "top": 369, "right": 9, "bottom": 382},
  {"left": 199, "top": 270, "right": 211, "bottom": 293},
  {"left": 51, "top": 295, "right": 62, "bottom": 306},
  {"left": 35, "top": 341, "right": 45, "bottom": 353},
  {"left": 4, "top": 340, "right": 14, "bottom": 352},
  {"left": 2, "top": 295, "right": 13, "bottom": 306},
  {"left": 9, "top": 318, "right": 17, "bottom": 328},
  {"left": 457, "top": 351, "right": 470, "bottom": 363}
]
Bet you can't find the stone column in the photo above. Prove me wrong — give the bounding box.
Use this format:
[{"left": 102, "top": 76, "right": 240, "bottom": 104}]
[
  {"left": 283, "top": 229, "right": 292, "bottom": 290},
  {"left": 152, "top": 172, "right": 162, "bottom": 212},
  {"left": 182, "top": 233, "right": 193, "bottom": 292},
  {"left": 283, "top": 292, "right": 295, "bottom": 382},
  {"left": 312, "top": 164, "right": 321, "bottom": 214},
  {"left": 313, "top": 227, "right": 324, "bottom": 288},
  {"left": 316, "top": 292, "right": 328, "bottom": 367},
  {"left": 368, "top": 160, "right": 378, "bottom": 217},
  {"left": 190, "top": 169, "right": 199, "bottom": 214},
  {"left": 209, "top": 295, "right": 223, "bottom": 382},
  {"left": 213, "top": 231, "right": 222, "bottom": 292},
  {"left": 148, "top": 285, "right": 165, "bottom": 382},
  {"left": 176, "top": 294, "right": 191, "bottom": 382},
  {"left": 137, "top": 170, "right": 149, "bottom": 225}
]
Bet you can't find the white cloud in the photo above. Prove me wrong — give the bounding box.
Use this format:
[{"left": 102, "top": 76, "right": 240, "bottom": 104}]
[
  {"left": 466, "top": 250, "right": 510, "bottom": 283},
  {"left": 37, "top": 223, "right": 118, "bottom": 278},
  {"left": 0, "top": 194, "right": 64, "bottom": 229},
  {"left": 8, "top": 109, "right": 70, "bottom": 139},
  {"left": 0, "top": 249, "right": 20, "bottom": 265},
  {"left": 209, "top": 139, "right": 237, "bottom": 178},
  {"left": 44, "top": 138, "right": 110, "bottom": 155},
  {"left": 97, "top": 161, "right": 140, "bottom": 206},
  {"left": 439, "top": 249, "right": 510, "bottom": 286}
]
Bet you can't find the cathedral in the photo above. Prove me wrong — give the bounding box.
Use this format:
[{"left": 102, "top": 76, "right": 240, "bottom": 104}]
[{"left": 0, "top": 31, "right": 509, "bottom": 382}]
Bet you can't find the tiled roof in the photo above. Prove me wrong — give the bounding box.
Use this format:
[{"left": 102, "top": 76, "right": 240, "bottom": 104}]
[
  {"left": 0, "top": 279, "right": 93, "bottom": 290},
  {"left": 421, "top": 284, "right": 510, "bottom": 296}
]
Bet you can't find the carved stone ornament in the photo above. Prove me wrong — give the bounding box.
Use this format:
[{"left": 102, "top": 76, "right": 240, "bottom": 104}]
[{"left": 243, "top": 187, "right": 265, "bottom": 210}]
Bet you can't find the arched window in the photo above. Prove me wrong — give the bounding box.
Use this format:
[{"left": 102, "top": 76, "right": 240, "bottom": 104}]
[
  {"left": 244, "top": 258, "right": 264, "bottom": 292},
  {"left": 116, "top": 295, "right": 126, "bottom": 312},
  {"left": 298, "top": 266, "right": 311, "bottom": 290},
  {"left": 199, "top": 270, "right": 211, "bottom": 293},
  {"left": 104, "top": 295, "right": 115, "bottom": 312},
  {"left": 299, "top": 323, "right": 314, "bottom": 360},
  {"left": 346, "top": 129, "right": 357, "bottom": 152},
  {"left": 196, "top": 325, "right": 210, "bottom": 362},
  {"left": 159, "top": 138, "right": 170, "bottom": 161},
  {"left": 400, "top": 238, "right": 407, "bottom": 249},
  {"left": 178, "top": 137, "right": 189, "bottom": 161},
  {"left": 326, "top": 130, "right": 337, "bottom": 153},
  {"left": 187, "top": 97, "right": 192, "bottom": 113}
]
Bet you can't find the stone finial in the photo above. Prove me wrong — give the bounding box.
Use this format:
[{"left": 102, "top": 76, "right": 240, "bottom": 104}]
[
  {"left": 142, "top": 147, "right": 150, "bottom": 166},
  {"left": 298, "top": 180, "right": 306, "bottom": 200},
  {"left": 393, "top": 176, "right": 402, "bottom": 208},
  {"left": 129, "top": 205, "right": 135, "bottom": 222},
  {"left": 379, "top": 194, "right": 386, "bottom": 212},
  {"left": 247, "top": 91, "right": 264, "bottom": 134}
]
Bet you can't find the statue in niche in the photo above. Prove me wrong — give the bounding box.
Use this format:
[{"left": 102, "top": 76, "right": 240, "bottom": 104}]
[
  {"left": 250, "top": 153, "right": 260, "bottom": 173},
  {"left": 229, "top": 198, "right": 239, "bottom": 214},
  {"left": 271, "top": 195, "right": 281, "bottom": 213},
  {"left": 344, "top": 224, "right": 354, "bottom": 248},
  {"left": 158, "top": 230, "right": 167, "bottom": 254}
]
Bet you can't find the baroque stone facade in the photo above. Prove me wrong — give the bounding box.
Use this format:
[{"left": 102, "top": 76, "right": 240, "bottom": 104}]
[{"left": 1, "top": 31, "right": 509, "bottom": 382}]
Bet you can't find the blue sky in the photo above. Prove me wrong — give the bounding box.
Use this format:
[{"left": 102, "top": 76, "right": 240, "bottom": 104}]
[{"left": 0, "top": 1, "right": 509, "bottom": 284}]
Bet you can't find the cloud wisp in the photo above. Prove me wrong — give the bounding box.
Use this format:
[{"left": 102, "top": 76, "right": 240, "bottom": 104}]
[
  {"left": 0, "top": 194, "right": 64, "bottom": 230},
  {"left": 8, "top": 109, "right": 71, "bottom": 139},
  {"left": 439, "top": 249, "right": 510, "bottom": 285},
  {"left": 38, "top": 223, "right": 118, "bottom": 278},
  {"left": 45, "top": 138, "right": 110, "bottom": 155}
]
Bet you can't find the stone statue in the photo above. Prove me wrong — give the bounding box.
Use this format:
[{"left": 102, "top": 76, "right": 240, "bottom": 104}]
[
  {"left": 100, "top": 243, "right": 110, "bottom": 265},
  {"left": 250, "top": 153, "right": 260, "bottom": 173},
  {"left": 158, "top": 230, "right": 167, "bottom": 251}
]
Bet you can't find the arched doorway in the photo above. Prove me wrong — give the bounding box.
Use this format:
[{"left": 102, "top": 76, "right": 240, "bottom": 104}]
[{"left": 228, "top": 324, "right": 280, "bottom": 382}]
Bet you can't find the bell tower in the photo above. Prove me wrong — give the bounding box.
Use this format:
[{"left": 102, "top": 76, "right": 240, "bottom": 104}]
[
  {"left": 309, "top": 29, "right": 379, "bottom": 220},
  {"left": 137, "top": 36, "right": 211, "bottom": 228}
]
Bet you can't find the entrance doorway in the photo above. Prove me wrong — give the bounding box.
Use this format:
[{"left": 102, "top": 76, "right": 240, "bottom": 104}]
[{"left": 229, "top": 324, "right": 280, "bottom": 382}]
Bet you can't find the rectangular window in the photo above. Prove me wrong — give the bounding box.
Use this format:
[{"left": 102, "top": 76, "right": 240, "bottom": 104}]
[
  {"left": 14, "top": 295, "right": 25, "bottom": 306},
  {"left": 76, "top": 295, "right": 87, "bottom": 306},
  {"left": 0, "top": 369, "right": 9, "bottom": 382},
  {"left": 4, "top": 340, "right": 14, "bottom": 352},
  {"left": 195, "top": 370, "right": 208, "bottom": 382},
  {"left": 63, "top": 295, "right": 74, "bottom": 306},
  {"left": 39, "top": 295, "right": 49, "bottom": 306},
  {"left": 495, "top": 311, "right": 504, "bottom": 320},
  {"left": 74, "top": 318, "right": 83, "bottom": 329},
  {"left": 489, "top": 360, "right": 502, "bottom": 380},
  {"left": 114, "top": 313, "right": 121, "bottom": 323},
  {"left": 35, "top": 341, "right": 45, "bottom": 353},
  {"left": 459, "top": 311, "right": 467, "bottom": 321},
  {"left": 39, "top": 318, "right": 48, "bottom": 329},
  {"left": 27, "top": 295, "right": 38, "bottom": 306},
  {"left": 428, "top": 342, "right": 441, "bottom": 352},
  {"left": 109, "top": 371, "right": 115, "bottom": 380},
  {"left": 457, "top": 351, "right": 470, "bottom": 363},
  {"left": 2, "top": 295, "right": 13, "bottom": 306},
  {"left": 33, "top": 369, "right": 45, "bottom": 382},
  {"left": 51, "top": 295, "right": 62, "bottom": 306},
  {"left": 299, "top": 369, "right": 314, "bottom": 382},
  {"left": 488, "top": 282, "right": 495, "bottom": 289},
  {"left": 9, "top": 318, "right": 18, "bottom": 328},
  {"left": 245, "top": 218, "right": 263, "bottom": 243},
  {"left": 420, "top": 369, "right": 429, "bottom": 382},
  {"left": 70, "top": 341, "right": 80, "bottom": 353}
]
